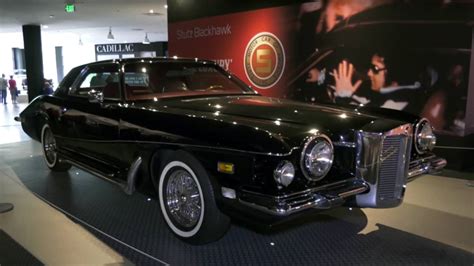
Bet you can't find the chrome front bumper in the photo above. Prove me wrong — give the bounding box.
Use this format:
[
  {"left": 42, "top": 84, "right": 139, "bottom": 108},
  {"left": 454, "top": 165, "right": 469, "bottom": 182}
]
[
  {"left": 238, "top": 124, "right": 447, "bottom": 216},
  {"left": 408, "top": 155, "right": 447, "bottom": 181},
  {"left": 239, "top": 178, "right": 369, "bottom": 216},
  {"left": 238, "top": 155, "right": 446, "bottom": 216}
]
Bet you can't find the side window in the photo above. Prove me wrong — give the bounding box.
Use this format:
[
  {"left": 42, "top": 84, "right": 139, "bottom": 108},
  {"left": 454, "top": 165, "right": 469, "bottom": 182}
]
[{"left": 69, "top": 64, "right": 121, "bottom": 100}]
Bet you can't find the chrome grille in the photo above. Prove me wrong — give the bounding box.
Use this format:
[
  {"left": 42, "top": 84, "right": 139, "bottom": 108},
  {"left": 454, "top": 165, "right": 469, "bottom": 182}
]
[
  {"left": 355, "top": 124, "right": 412, "bottom": 208},
  {"left": 378, "top": 136, "right": 407, "bottom": 201}
]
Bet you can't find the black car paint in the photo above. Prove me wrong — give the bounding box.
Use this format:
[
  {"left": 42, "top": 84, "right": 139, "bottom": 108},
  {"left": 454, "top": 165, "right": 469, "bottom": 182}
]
[{"left": 19, "top": 58, "right": 423, "bottom": 219}]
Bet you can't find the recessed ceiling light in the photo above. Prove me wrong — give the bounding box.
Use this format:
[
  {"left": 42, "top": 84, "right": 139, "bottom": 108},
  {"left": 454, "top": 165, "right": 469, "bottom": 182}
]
[
  {"left": 149, "top": 9, "right": 154, "bottom": 13},
  {"left": 49, "top": 15, "right": 55, "bottom": 19},
  {"left": 164, "top": 4, "right": 168, "bottom": 9},
  {"left": 42, "top": 25, "right": 49, "bottom": 29}
]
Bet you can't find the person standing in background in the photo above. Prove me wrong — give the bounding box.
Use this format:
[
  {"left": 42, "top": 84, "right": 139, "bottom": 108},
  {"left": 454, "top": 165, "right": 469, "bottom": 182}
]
[
  {"left": 8, "top": 75, "right": 17, "bottom": 104},
  {"left": 0, "top": 74, "right": 7, "bottom": 104},
  {"left": 43, "top": 81, "right": 54, "bottom": 95}
]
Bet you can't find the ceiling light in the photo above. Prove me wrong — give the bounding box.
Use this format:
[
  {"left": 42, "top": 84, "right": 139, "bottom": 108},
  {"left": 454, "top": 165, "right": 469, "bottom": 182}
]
[
  {"left": 143, "top": 33, "right": 150, "bottom": 44},
  {"left": 107, "top": 27, "right": 114, "bottom": 40},
  {"left": 49, "top": 15, "right": 55, "bottom": 19},
  {"left": 149, "top": 9, "right": 154, "bottom": 13},
  {"left": 42, "top": 25, "right": 49, "bottom": 29},
  {"left": 164, "top": 4, "right": 168, "bottom": 9}
]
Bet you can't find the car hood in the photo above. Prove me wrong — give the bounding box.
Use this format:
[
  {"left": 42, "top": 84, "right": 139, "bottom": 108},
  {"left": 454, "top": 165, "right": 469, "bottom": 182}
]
[{"left": 134, "top": 95, "right": 412, "bottom": 153}]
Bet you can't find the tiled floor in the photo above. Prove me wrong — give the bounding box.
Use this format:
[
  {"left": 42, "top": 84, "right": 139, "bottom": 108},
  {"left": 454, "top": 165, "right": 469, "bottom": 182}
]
[
  {"left": 0, "top": 102, "right": 472, "bottom": 264},
  {"left": 0, "top": 103, "right": 30, "bottom": 145}
]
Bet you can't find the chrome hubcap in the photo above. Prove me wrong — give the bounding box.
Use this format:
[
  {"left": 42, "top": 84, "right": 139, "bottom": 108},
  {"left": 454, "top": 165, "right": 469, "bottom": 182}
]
[
  {"left": 165, "top": 169, "right": 201, "bottom": 228},
  {"left": 43, "top": 129, "right": 57, "bottom": 164}
]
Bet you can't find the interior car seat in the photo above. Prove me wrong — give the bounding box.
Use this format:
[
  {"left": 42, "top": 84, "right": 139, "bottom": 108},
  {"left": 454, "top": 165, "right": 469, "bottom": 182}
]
[{"left": 102, "top": 82, "right": 120, "bottom": 99}]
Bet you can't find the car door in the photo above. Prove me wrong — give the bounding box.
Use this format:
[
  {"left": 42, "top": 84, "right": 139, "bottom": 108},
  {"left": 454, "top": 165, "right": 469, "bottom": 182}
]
[
  {"left": 61, "top": 63, "right": 123, "bottom": 167},
  {"left": 46, "top": 65, "right": 84, "bottom": 149}
]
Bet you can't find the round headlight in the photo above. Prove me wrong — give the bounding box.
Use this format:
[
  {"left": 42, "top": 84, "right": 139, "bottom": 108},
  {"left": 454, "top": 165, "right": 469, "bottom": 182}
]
[
  {"left": 273, "top": 160, "right": 295, "bottom": 187},
  {"left": 300, "top": 135, "right": 334, "bottom": 181},
  {"left": 415, "top": 119, "right": 436, "bottom": 154}
]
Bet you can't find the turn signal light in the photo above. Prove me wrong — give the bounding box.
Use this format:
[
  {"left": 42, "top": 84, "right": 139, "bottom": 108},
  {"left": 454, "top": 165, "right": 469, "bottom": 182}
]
[{"left": 218, "top": 162, "right": 234, "bottom": 174}]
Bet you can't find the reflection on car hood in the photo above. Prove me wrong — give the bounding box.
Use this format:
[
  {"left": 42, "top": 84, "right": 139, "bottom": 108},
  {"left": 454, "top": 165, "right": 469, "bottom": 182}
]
[{"left": 136, "top": 95, "right": 410, "bottom": 147}]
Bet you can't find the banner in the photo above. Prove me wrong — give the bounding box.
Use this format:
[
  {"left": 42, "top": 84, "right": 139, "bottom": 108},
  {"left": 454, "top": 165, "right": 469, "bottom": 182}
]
[
  {"left": 169, "top": 6, "right": 297, "bottom": 97},
  {"left": 169, "top": 1, "right": 473, "bottom": 139}
]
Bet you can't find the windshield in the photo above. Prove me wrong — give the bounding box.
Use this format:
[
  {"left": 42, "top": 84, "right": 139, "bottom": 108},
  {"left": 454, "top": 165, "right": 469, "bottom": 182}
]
[{"left": 123, "top": 61, "right": 256, "bottom": 101}]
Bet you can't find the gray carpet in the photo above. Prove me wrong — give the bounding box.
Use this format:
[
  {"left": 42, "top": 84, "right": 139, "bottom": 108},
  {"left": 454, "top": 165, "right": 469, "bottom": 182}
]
[{"left": 6, "top": 143, "right": 474, "bottom": 265}]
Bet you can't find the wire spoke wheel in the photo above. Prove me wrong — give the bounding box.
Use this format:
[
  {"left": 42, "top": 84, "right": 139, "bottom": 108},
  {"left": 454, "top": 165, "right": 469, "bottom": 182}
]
[
  {"left": 157, "top": 152, "right": 230, "bottom": 244},
  {"left": 166, "top": 169, "right": 202, "bottom": 228},
  {"left": 43, "top": 127, "right": 57, "bottom": 165},
  {"left": 41, "top": 124, "right": 70, "bottom": 171}
]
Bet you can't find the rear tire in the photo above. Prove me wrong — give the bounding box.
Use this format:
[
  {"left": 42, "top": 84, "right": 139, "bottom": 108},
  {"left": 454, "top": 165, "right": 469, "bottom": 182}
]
[
  {"left": 156, "top": 151, "right": 230, "bottom": 244},
  {"left": 41, "top": 124, "right": 71, "bottom": 172}
]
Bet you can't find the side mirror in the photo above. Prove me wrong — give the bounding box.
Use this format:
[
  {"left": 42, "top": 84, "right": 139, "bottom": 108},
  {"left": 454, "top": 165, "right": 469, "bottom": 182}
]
[{"left": 88, "top": 90, "right": 103, "bottom": 103}]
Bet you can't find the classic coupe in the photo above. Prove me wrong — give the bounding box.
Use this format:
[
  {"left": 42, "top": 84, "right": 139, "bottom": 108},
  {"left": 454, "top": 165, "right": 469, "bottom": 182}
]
[{"left": 18, "top": 58, "right": 446, "bottom": 244}]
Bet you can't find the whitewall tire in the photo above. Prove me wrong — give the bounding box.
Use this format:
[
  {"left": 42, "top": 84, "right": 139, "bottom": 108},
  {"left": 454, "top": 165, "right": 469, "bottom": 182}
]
[
  {"left": 159, "top": 161, "right": 205, "bottom": 238},
  {"left": 41, "top": 124, "right": 71, "bottom": 171},
  {"left": 155, "top": 151, "right": 230, "bottom": 244}
]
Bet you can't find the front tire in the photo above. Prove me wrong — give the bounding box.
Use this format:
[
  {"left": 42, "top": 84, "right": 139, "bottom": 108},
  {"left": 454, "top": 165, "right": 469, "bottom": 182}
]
[
  {"left": 41, "top": 124, "right": 71, "bottom": 172},
  {"left": 156, "top": 151, "right": 230, "bottom": 244}
]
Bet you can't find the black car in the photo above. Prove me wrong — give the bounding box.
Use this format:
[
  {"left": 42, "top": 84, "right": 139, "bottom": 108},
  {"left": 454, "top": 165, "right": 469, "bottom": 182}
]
[{"left": 18, "top": 58, "right": 446, "bottom": 244}]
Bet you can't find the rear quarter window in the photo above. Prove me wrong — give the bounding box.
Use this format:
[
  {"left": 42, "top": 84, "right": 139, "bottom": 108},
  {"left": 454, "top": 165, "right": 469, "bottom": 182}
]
[{"left": 54, "top": 66, "right": 84, "bottom": 97}]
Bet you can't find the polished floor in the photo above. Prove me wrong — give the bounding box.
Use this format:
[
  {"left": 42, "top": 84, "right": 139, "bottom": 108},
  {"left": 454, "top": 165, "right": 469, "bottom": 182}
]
[
  {"left": 0, "top": 103, "right": 130, "bottom": 265},
  {"left": 0, "top": 102, "right": 472, "bottom": 265}
]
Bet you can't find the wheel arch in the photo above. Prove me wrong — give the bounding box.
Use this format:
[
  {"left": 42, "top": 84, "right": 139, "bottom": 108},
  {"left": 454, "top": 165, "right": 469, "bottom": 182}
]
[{"left": 35, "top": 112, "right": 50, "bottom": 139}]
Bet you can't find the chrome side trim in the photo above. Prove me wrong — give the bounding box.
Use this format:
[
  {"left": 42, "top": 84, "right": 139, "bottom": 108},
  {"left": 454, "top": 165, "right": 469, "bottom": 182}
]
[
  {"left": 434, "top": 146, "right": 474, "bottom": 150},
  {"left": 54, "top": 136, "right": 299, "bottom": 157},
  {"left": 62, "top": 159, "right": 125, "bottom": 188}
]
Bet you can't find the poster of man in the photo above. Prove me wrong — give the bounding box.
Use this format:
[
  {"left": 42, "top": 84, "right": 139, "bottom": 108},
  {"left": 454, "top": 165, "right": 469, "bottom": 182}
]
[{"left": 289, "top": 0, "right": 472, "bottom": 137}]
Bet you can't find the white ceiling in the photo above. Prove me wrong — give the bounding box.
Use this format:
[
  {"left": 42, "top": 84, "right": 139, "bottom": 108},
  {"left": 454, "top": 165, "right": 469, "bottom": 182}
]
[{"left": 0, "top": 0, "right": 168, "bottom": 45}]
